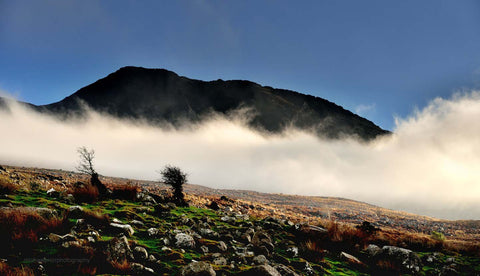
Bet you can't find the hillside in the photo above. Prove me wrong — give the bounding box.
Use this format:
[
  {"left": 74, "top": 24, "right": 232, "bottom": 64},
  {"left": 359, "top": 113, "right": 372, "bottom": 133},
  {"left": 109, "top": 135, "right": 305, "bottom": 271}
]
[
  {"left": 1, "top": 164, "right": 479, "bottom": 275},
  {"left": 25, "top": 66, "right": 388, "bottom": 140}
]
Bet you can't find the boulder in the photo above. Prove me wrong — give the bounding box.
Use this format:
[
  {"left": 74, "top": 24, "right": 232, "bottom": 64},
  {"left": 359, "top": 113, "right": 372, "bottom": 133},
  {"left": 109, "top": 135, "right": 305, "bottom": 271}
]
[
  {"left": 365, "top": 244, "right": 382, "bottom": 257},
  {"left": 175, "top": 233, "right": 196, "bottom": 248},
  {"left": 213, "top": 257, "right": 228, "bottom": 265},
  {"left": 339, "top": 252, "right": 364, "bottom": 266},
  {"left": 133, "top": 246, "right": 149, "bottom": 261},
  {"left": 273, "top": 264, "right": 299, "bottom": 276},
  {"left": 67, "top": 206, "right": 85, "bottom": 219},
  {"left": 241, "top": 265, "right": 281, "bottom": 276},
  {"left": 180, "top": 261, "right": 216, "bottom": 276},
  {"left": 253, "top": 255, "right": 268, "bottom": 265},
  {"left": 46, "top": 188, "right": 60, "bottom": 197},
  {"left": 381, "top": 245, "right": 422, "bottom": 274},
  {"left": 106, "top": 235, "right": 132, "bottom": 263},
  {"left": 109, "top": 223, "right": 135, "bottom": 237},
  {"left": 148, "top": 228, "right": 160, "bottom": 237}
]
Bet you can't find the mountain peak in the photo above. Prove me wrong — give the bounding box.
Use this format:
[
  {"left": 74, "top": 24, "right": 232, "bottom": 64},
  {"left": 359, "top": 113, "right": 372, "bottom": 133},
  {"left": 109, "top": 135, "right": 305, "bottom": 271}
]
[{"left": 39, "top": 67, "right": 388, "bottom": 140}]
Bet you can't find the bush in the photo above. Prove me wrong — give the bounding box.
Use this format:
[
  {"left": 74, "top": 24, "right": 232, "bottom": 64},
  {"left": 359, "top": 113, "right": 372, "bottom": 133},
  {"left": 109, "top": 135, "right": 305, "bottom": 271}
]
[
  {"left": 159, "top": 165, "right": 188, "bottom": 205},
  {"left": 431, "top": 231, "right": 446, "bottom": 242}
]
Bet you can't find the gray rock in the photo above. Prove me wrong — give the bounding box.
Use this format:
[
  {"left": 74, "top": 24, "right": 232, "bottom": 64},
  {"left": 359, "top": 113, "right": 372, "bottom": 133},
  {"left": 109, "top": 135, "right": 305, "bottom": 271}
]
[
  {"left": 131, "top": 220, "right": 144, "bottom": 226},
  {"left": 381, "top": 245, "right": 422, "bottom": 274},
  {"left": 213, "top": 257, "right": 228, "bottom": 265},
  {"left": 147, "top": 228, "right": 160, "bottom": 237},
  {"left": 67, "top": 206, "right": 85, "bottom": 219},
  {"left": 48, "top": 233, "right": 76, "bottom": 243},
  {"left": 110, "top": 223, "right": 135, "bottom": 237},
  {"left": 273, "top": 264, "right": 299, "bottom": 276},
  {"left": 365, "top": 244, "right": 382, "bottom": 257},
  {"left": 46, "top": 188, "right": 59, "bottom": 197},
  {"left": 106, "top": 235, "right": 132, "bottom": 263},
  {"left": 253, "top": 255, "right": 268, "bottom": 265},
  {"left": 221, "top": 216, "right": 236, "bottom": 223},
  {"left": 133, "top": 246, "right": 149, "bottom": 261},
  {"left": 175, "top": 233, "right": 196, "bottom": 248},
  {"left": 243, "top": 265, "right": 281, "bottom": 276},
  {"left": 217, "top": 241, "right": 228, "bottom": 252},
  {"left": 180, "top": 261, "right": 216, "bottom": 276},
  {"left": 286, "top": 247, "right": 298, "bottom": 258},
  {"left": 340, "top": 252, "right": 363, "bottom": 266}
]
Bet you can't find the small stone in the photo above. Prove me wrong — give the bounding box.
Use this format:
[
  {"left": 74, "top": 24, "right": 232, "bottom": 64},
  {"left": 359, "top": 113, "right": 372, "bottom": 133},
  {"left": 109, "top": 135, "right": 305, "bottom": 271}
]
[
  {"left": 133, "top": 246, "right": 149, "bottom": 261},
  {"left": 180, "top": 261, "right": 216, "bottom": 276}
]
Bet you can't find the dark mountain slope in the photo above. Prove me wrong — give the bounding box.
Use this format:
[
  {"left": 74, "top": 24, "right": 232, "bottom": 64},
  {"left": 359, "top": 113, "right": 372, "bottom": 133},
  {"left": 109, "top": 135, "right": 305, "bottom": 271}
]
[{"left": 23, "top": 66, "right": 388, "bottom": 139}]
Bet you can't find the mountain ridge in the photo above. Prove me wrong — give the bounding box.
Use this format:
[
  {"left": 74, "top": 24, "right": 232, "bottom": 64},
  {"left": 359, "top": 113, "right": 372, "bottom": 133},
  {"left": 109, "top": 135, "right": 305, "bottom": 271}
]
[{"left": 3, "top": 66, "right": 389, "bottom": 140}]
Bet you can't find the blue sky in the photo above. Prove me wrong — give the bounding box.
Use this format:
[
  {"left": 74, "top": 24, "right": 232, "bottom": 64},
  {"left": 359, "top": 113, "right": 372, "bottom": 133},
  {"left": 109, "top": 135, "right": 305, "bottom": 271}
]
[{"left": 1, "top": 0, "right": 480, "bottom": 130}]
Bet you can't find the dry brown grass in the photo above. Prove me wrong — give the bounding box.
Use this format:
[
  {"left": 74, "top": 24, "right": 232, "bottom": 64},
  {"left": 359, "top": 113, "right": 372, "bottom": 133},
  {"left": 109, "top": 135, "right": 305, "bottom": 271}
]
[
  {"left": 0, "top": 176, "right": 17, "bottom": 194},
  {"left": 0, "top": 207, "right": 65, "bottom": 243},
  {"left": 111, "top": 182, "right": 139, "bottom": 201},
  {"left": 0, "top": 262, "right": 35, "bottom": 276},
  {"left": 71, "top": 184, "right": 99, "bottom": 203}
]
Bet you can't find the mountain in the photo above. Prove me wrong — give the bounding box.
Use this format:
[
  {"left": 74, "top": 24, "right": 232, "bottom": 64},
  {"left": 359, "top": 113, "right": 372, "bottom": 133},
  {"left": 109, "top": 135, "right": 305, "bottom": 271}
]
[{"left": 14, "top": 66, "right": 389, "bottom": 140}]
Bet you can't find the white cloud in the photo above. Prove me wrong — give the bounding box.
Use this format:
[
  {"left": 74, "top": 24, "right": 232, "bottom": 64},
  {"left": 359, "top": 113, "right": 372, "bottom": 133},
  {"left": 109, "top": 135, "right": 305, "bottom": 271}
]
[
  {"left": 1, "top": 92, "right": 480, "bottom": 219},
  {"left": 355, "top": 103, "right": 376, "bottom": 116}
]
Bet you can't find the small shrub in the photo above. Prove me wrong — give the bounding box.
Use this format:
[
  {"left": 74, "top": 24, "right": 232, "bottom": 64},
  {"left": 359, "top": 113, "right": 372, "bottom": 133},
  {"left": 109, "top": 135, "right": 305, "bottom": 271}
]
[
  {"left": 431, "top": 231, "right": 445, "bottom": 242},
  {"left": 112, "top": 183, "right": 139, "bottom": 201},
  {"left": 0, "top": 176, "right": 17, "bottom": 194}
]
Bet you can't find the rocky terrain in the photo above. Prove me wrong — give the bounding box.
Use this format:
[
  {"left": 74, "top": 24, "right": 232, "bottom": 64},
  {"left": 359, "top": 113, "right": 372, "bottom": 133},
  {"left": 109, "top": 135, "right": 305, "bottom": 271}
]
[{"left": 1, "top": 164, "right": 479, "bottom": 275}]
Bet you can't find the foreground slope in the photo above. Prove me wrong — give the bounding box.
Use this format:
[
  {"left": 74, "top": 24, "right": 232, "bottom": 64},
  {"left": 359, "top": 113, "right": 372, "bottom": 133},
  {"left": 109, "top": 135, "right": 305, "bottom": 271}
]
[
  {"left": 37, "top": 66, "right": 388, "bottom": 140},
  {"left": 1, "top": 165, "right": 479, "bottom": 275}
]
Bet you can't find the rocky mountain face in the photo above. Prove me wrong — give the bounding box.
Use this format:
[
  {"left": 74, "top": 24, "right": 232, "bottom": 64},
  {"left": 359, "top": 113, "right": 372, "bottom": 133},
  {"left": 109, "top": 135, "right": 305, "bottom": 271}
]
[{"left": 31, "top": 66, "right": 387, "bottom": 140}]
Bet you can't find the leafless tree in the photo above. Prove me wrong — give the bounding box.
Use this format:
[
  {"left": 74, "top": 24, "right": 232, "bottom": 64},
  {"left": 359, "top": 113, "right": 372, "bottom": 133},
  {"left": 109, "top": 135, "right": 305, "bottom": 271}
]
[
  {"left": 76, "top": 146, "right": 107, "bottom": 196},
  {"left": 76, "top": 146, "right": 96, "bottom": 176}
]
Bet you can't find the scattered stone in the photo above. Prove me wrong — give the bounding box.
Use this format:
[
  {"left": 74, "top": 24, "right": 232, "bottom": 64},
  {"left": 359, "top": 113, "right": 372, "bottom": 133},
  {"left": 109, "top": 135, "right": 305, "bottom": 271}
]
[
  {"left": 213, "top": 257, "right": 228, "bottom": 265},
  {"left": 148, "top": 228, "right": 160, "bottom": 237},
  {"left": 274, "top": 264, "right": 299, "bottom": 276},
  {"left": 253, "top": 255, "right": 268, "bottom": 265},
  {"left": 106, "top": 236, "right": 132, "bottom": 263},
  {"left": 133, "top": 246, "right": 148, "bottom": 261},
  {"left": 175, "top": 233, "right": 196, "bottom": 248},
  {"left": 242, "top": 264, "right": 281, "bottom": 276},
  {"left": 217, "top": 241, "right": 228, "bottom": 252},
  {"left": 46, "top": 188, "right": 59, "bottom": 197},
  {"left": 180, "top": 261, "right": 216, "bottom": 276},
  {"left": 200, "top": 245, "right": 209, "bottom": 254},
  {"left": 381, "top": 246, "right": 422, "bottom": 274},
  {"left": 365, "top": 244, "right": 382, "bottom": 257},
  {"left": 221, "top": 216, "right": 236, "bottom": 223},
  {"left": 286, "top": 247, "right": 298, "bottom": 258},
  {"left": 340, "top": 252, "right": 364, "bottom": 266},
  {"left": 48, "top": 233, "right": 76, "bottom": 243},
  {"left": 131, "top": 219, "right": 144, "bottom": 226},
  {"left": 110, "top": 223, "right": 135, "bottom": 237},
  {"left": 67, "top": 206, "right": 85, "bottom": 219}
]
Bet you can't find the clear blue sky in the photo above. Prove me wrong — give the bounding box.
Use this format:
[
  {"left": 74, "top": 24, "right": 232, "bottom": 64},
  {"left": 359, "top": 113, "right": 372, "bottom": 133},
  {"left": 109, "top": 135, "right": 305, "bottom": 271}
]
[{"left": 1, "top": 0, "right": 480, "bottom": 130}]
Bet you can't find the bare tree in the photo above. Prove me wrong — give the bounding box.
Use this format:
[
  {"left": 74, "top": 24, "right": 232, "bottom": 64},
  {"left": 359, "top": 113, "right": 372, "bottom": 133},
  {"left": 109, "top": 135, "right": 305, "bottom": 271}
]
[
  {"left": 159, "top": 165, "right": 188, "bottom": 205},
  {"left": 76, "top": 146, "right": 107, "bottom": 196},
  {"left": 76, "top": 147, "right": 96, "bottom": 176}
]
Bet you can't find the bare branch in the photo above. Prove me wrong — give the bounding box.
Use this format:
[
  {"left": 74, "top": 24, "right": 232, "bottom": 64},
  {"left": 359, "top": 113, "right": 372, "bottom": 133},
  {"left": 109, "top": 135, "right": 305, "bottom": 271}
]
[{"left": 76, "top": 146, "right": 96, "bottom": 176}]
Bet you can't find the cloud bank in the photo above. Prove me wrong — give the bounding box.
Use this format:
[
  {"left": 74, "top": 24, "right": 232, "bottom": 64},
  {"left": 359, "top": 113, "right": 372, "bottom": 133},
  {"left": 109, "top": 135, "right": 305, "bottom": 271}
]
[{"left": 1, "top": 92, "right": 480, "bottom": 220}]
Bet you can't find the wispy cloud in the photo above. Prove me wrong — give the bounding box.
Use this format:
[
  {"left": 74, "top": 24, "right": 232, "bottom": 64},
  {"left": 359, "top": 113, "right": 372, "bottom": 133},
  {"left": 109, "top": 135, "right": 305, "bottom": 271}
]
[{"left": 355, "top": 103, "right": 376, "bottom": 116}]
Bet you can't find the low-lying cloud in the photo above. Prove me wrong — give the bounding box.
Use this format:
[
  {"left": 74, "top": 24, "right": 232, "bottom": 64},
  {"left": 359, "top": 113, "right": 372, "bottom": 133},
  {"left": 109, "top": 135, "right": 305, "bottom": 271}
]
[{"left": 1, "top": 91, "right": 480, "bottom": 220}]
